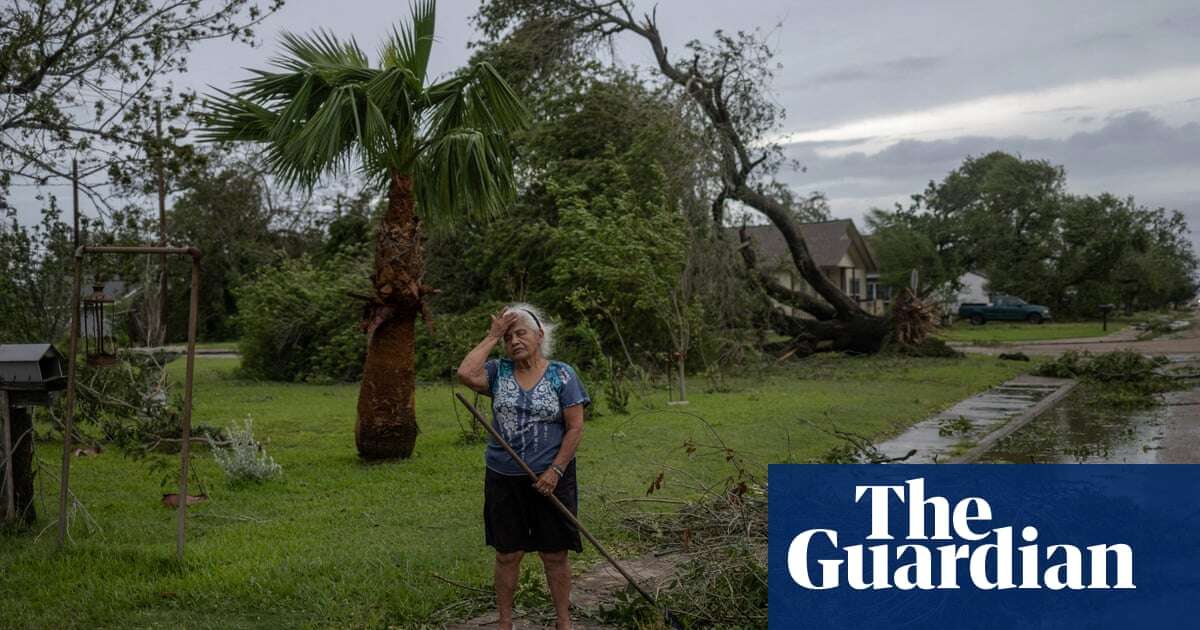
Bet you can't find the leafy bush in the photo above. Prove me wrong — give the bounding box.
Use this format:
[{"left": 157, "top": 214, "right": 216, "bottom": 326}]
[
  {"left": 208, "top": 416, "right": 282, "bottom": 484},
  {"left": 235, "top": 255, "right": 369, "bottom": 382},
  {"left": 413, "top": 301, "right": 506, "bottom": 381}
]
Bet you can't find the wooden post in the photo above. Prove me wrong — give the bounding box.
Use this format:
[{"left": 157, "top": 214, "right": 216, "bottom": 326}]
[
  {"left": 677, "top": 354, "right": 687, "bottom": 404},
  {"left": 1, "top": 391, "right": 13, "bottom": 522},
  {"left": 156, "top": 104, "right": 169, "bottom": 347},
  {"left": 58, "top": 255, "right": 83, "bottom": 546},
  {"left": 177, "top": 254, "right": 201, "bottom": 561},
  {"left": 72, "top": 159, "right": 79, "bottom": 248}
]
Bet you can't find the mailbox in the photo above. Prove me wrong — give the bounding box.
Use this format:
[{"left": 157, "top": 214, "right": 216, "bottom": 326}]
[
  {"left": 0, "top": 343, "right": 67, "bottom": 406},
  {"left": 1098, "top": 304, "right": 1117, "bottom": 332}
]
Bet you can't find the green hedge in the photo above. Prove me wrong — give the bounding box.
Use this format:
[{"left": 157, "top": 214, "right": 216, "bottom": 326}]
[{"left": 235, "top": 256, "right": 369, "bottom": 382}]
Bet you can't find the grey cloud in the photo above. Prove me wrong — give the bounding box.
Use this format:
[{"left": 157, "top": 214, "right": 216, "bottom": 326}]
[
  {"left": 1024, "top": 105, "right": 1091, "bottom": 116},
  {"left": 1158, "top": 11, "right": 1200, "bottom": 36},
  {"left": 807, "top": 67, "right": 875, "bottom": 86},
  {"left": 787, "top": 111, "right": 1200, "bottom": 187},
  {"left": 1071, "top": 30, "right": 1135, "bottom": 48},
  {"left": 881, "top": 55, "right": 942, "bottom": 72},
  {"left": 801, "top": 55, "right": 943, "bottom": 87},
  {"left": 779, "top": 111, "right": 1200, "bottom": 248}
]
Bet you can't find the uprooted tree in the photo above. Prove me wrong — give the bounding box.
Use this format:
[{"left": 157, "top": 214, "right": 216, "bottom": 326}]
[{"left": 475, "top": 0, "right": 891, "bottom": 355}]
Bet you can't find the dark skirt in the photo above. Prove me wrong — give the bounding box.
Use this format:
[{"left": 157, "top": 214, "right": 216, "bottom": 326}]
[{"left": 484, "top": 460, "right": 583, "bottom": 553}]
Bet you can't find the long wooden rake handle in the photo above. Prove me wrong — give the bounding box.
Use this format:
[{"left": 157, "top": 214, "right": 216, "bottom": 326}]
[{"left": 454, "top": 392, "right": 681, "bottom": 628}]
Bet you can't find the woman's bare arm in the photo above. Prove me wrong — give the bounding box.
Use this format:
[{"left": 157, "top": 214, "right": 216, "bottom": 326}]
[
  {"left": 534, "top": 404, "right": 584, "bottom": 495},
  {"left": 457, "top": 311, "right": 516, "bottom": 394}
]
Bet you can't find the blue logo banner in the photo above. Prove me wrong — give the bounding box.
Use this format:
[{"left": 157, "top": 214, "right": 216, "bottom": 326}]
[{"left": 768, "top": 465, "right": 1200, "bottom": 628}]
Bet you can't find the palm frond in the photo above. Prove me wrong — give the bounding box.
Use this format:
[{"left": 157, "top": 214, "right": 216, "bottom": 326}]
[
  {"left": 415, "top": 128, "right": 519, "bottom": 230},
  {"left": 202, "top": 0, "right": 527, "bottom": 215},
  {"left": 236, "top": 69, "right": 309, "bottom": 104},
  {"left": 269, "top": 85, "right": 364, "bottom": 187},
  {"left": 466, "top": 62, "right": 529, "bottom": 134},
  {"left": 381, "top": 0, "right": 436, "bottom": 84},
  {"left": 200, "top": 88, "right": 279, "bottom": 143},
  {"left": 424, "top": 62, "right": 529, "bottom": 140},
  {"left": 274, "top": 29, "right": 368, "bottom": 72}
]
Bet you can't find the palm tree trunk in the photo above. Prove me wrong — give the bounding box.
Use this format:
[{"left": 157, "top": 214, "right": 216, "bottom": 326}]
[{"left": 356, "top": 172, "right": 424, "bottom": 459}]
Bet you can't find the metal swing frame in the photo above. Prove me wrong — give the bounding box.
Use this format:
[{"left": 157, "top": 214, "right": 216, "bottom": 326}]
[{"left": 60, "top": 245, "right": 202, "bottom": 561}]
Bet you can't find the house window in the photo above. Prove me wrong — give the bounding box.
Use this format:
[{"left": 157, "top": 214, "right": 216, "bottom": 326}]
[{"left": 850, "top": 277, "right": 861, "bottom": 298}]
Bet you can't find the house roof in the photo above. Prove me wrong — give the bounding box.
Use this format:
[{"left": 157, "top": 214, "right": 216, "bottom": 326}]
[
  {"left": 736, "top": 220, "right": 879, "bottom": 271},
  {"left": 0, "top": 343, "right": 59, "bottom": 363}
]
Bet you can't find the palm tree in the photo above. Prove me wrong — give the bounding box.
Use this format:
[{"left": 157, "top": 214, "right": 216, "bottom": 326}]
[{"left": 203, "top": 1, "right": 527, "bottom": 459}]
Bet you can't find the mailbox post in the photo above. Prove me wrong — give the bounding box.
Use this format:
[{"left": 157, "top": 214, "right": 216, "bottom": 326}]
[
  {"left": 1099, "top": 304, "right": 1116, "bottom": 332},
  {"left": 0, "top": 343, "right": 67, "bottom": 524}
]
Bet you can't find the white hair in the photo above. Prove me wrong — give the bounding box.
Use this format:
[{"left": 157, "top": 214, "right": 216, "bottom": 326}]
[{"left": 505, "top": 302, "right": 555, "bottom": 357}]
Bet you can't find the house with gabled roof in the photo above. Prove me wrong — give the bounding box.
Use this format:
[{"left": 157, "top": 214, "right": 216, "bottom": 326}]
[{"left": 736, "top": 219, "right": 891, "bottom": 317}]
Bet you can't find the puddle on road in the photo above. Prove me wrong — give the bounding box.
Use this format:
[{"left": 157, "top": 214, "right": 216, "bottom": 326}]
[{"left": 981, "top": 368, "right": 1198, "bottom": 464}]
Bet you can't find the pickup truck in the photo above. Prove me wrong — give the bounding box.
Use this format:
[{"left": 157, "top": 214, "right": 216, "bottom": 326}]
[{"left": 957, "top": 295, "right": 1052, "bottom": 325}]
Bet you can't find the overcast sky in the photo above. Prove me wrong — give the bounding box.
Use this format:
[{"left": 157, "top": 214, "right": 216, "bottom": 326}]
[{"left": 11, "top": 0, "right": 1200, "bottom": 250}]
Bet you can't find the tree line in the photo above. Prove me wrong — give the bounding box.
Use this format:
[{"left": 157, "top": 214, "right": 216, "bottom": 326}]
[{"left": 868, "top": 151, "right": 1197, "bottom": 317}]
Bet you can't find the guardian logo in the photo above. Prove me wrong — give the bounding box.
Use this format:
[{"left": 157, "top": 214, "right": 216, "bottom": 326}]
[
  {"left": 767, "top": 465, "right": 1200, "bottom": 629},
  {"left": 787, "top": 478, "right": 1135, "bottom": 590}
]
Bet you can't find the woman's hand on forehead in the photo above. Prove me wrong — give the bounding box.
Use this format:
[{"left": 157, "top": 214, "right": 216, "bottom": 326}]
[{"left": 489, "top": 310, "right": 519, "bottom": 339}]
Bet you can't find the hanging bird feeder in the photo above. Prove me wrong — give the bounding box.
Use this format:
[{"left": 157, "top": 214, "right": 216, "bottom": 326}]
[{"left": 82, "top": 280, "right": 118, "bottom": 367}]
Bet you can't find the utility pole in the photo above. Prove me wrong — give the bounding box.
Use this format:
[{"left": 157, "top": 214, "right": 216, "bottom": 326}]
[
  {"left": 155, "top": 104, "right": 169, "bottom": 346},
  {"left": 72, "top": 159, "right": 79, "bottom": 248}
]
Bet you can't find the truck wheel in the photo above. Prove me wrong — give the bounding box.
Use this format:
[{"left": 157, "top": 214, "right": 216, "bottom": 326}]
[
  {"left": 970, "top": 314, "right": 985, "bottom": 326},
  {"left": 1026, "top": 313, "right": 1044, "bottom": 325}
]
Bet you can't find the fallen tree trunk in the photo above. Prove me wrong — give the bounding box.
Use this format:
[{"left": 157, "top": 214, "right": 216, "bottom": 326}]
[{"left": 558, "top": 1, "right": 889, "bottom": 352}]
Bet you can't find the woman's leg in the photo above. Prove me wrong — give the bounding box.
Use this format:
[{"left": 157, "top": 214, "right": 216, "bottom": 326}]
[
  {"left": 495, "top": 550, "right": 524, "bottom": 629},
  {"left": 539, "top": 550, "right": 571, "bottom": 629}
]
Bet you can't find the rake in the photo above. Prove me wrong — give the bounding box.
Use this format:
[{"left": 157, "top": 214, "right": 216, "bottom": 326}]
[{"left": 455, "top": 392, "right": 685, "bottom": 629}]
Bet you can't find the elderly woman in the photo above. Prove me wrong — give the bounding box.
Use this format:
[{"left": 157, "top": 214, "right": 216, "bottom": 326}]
[{"left": 457, "top": 303, "right": 589, "bottom": 630}]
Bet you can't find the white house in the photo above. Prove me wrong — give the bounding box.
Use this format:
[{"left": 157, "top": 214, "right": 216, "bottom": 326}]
[{"left": 932, "top": 271, "right": 990, "bottom": 320}]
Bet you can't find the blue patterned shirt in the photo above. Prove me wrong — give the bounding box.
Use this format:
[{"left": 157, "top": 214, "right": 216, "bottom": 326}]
[{"left": 483, "top": 358, "right": 590, "bottom": 476}]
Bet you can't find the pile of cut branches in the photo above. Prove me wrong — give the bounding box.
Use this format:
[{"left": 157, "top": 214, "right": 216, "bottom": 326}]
[{"left": 602, "top": 442, "right": 767, "bottom": 628}]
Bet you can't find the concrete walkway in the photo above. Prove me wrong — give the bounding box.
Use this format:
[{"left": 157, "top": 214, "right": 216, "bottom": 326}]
[
  {"left": 444, "top": 554, "right": 681, "bottom": 630},
  {"left": 874, "top": 375, "right": 1078, "bottom": 464}
]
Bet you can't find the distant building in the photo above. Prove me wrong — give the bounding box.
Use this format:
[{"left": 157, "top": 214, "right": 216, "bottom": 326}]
[
  {"left": 952, "top": 272, "right": 990, "bottom": 306},
  {"left": 736, "top": 219, "right": 890, "bottom": 317},
  {"left": 932, "top": 271, "right": 990, "bottom": 320}
]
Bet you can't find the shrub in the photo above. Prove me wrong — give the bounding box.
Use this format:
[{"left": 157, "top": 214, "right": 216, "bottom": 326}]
[
  {"left": 235, "top": 255, "right": 369, "bottom": 382},
  {"left": 208, "top": 416, "right": 282, "bottom": 484},
  {"left": 413, "top": 301, "right": 507, "bottom": 381}
]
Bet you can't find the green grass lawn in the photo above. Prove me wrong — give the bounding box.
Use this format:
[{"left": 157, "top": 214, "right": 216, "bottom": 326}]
[
  {"left": 1, "top": 353, "right": 1028, "bottom": 628},
  {"left": 935, "top": 320, "right": 1128, "bottom": 344}
]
